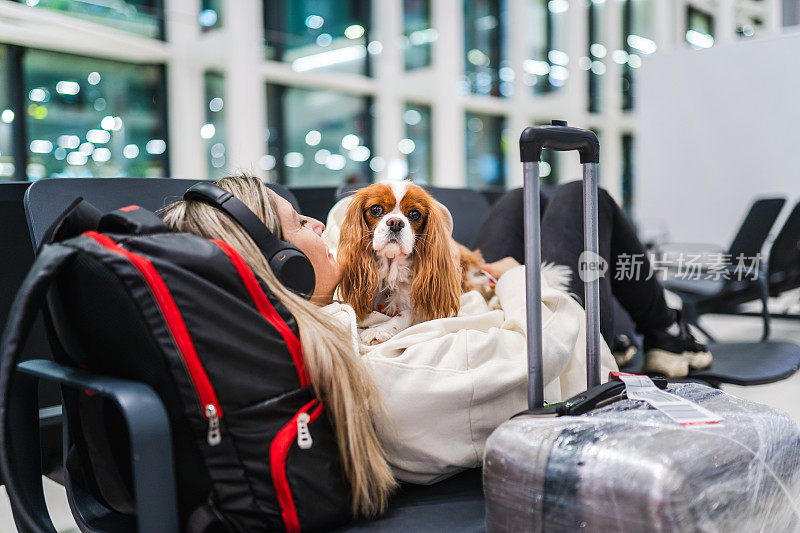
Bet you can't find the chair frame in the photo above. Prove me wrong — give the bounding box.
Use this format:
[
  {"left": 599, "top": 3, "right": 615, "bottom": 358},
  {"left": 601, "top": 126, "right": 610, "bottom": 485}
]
[{"left": 5, "top": 359, "right": 178, "bottom": 533}]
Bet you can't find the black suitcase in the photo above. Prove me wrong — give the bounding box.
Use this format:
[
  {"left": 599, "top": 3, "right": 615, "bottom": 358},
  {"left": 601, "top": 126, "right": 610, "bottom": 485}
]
[{"left": 483, "top": 123, "right": 800, "bottom": 532}]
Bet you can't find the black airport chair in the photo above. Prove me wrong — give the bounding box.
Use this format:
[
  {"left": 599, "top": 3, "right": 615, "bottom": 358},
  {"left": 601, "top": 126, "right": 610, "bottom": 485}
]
[
  {"left": 0, "top": 182, "right": 63, "bottom": 482},
  {"left": 620, "top": 198, "right": 800, "bottom": 386},
  {"left": 765, "top": 201, "right": 800, "bottom": 302},
  {"left": 661, "top": 197, "right": 785, "bottom": 341}
]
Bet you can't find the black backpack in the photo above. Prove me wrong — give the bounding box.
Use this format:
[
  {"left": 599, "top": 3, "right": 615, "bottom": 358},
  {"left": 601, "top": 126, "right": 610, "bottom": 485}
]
[{"left": 0, "top": 200, "right": 353, "bottom": 532}]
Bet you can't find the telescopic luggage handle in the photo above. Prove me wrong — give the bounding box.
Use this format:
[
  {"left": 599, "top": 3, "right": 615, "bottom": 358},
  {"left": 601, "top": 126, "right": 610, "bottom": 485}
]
[{"left": 520, "top": 121, "right": 601, "bottom": 410}]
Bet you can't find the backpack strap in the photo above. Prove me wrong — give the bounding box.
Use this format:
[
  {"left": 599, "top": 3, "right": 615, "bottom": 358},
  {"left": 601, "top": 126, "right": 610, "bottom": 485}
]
[
  {"left": 0, "top": 243, "right": 78, "bottom": 533},
  {"left": 77, "top": 394, "right": 136, "bottom": 515},
  {"left": 38, "top": 198, "right": 103, "bottom": 252}
]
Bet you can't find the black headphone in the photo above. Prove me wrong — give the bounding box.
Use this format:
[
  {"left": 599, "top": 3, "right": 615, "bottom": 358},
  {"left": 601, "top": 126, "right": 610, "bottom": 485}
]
[{"left": 184, "top": 182, "right": 316, "bottom": 299}]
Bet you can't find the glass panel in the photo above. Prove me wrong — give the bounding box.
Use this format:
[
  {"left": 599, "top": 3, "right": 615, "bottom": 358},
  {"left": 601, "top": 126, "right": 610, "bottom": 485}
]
[
  {"left": 736, "top": 16, "right": 763, "bottom": 38},
  {"left": 465, "top": 112, "right": 506, "bottom": 189},
  {"left": 21, "top": 0, "right": 163, "bottom": 39},
  {"left": 266, "top": 85, "right": 372, "bottom": 186},
  {"left": 464, "top": 0, "right": 507, "bottom": 97},
  {"left": 622, "top": 0, "right": 654, "bottom": 110},
  {"left": 622, "top": 133, "right": 634, "bottom": 213},
  {"left": 524, "top": 0, "right": 568, "bottom": 95},
  {"left": 200, "top": 0, "right": 223, "bottom": 31},
  {"left": 587, "top": 0, "right": 605, "bottom": 113},
  {"left": 264, "top": 0, "right": 371, "bottom": 76},
  {"left": 403, "top": 0, "right": 434, "bottom": 70},
  {"left": 686, "top": 6, "right": 715, "bottom": 49},
  {"left": 23, "top": 49, "right": 168, "bottom": 179},
  {"left": 0, "top": 46, "right": 14, "bottom": 181},
  {"left": 534, "top": 120, "right": 561, "bottom": 186},
  {"left": 403, "top": 103, "right": 432, "bottom": 184},
  {"left": 204, "top": 72, "right": 226, "bottom": 180}
]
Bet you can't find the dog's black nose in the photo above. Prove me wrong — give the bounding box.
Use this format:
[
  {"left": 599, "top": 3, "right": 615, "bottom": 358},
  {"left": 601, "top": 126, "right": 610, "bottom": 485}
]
[{"left": 387, "top": 218, "right": 405, "bottom": 232}]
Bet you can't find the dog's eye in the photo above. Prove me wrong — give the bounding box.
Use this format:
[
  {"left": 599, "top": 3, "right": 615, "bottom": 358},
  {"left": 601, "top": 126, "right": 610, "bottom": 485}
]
[
  {"left": 369, "top": 205, "right": 384, "bottom": 217},
  {"left": 408, "top": 210, "right": 422, "bottom": 222}
]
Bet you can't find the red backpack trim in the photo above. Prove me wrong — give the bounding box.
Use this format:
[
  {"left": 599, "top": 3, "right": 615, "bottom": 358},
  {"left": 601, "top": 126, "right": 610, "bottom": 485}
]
[{"left": 84, "top": 231, "right": 223, "bottom": 421}]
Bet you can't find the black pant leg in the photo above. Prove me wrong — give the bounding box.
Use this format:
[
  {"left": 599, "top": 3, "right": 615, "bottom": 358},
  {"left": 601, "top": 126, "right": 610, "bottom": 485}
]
[
  {"left": 606, "top": 189, "right": 676, "bottom": 333},
  {"left": 472, "top": 188, "right": 526, "bottom": 263},
  {"left": 472, "top": 183, "right": 674, "bottom": 345},
  {"left": 540, "top": 181, "right": 616, "bottom": 345}
]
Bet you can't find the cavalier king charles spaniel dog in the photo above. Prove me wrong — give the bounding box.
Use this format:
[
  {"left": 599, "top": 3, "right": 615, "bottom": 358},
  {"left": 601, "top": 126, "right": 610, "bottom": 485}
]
[{"left": 337, "top": 180, "right": 493, "bottom": 345}]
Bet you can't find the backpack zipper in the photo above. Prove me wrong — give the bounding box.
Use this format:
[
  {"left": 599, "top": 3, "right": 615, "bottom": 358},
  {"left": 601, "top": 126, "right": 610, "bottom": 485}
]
[
  {"left": 296, "top": 413, "right": 312, "bottom": 449},
  {"left": 205, "top": 404, "right": 222, "bottom": 446},
  {"left": 270, "top": 400, "right": 324, "bottom": 533}
]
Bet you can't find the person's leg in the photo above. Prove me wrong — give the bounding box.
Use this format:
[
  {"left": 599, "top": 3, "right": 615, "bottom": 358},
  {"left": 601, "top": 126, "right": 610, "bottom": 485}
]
[
  {"left": 541, "top": 181, "right": 711, "bottom": 376},
  {"left": 539, "top": 181, "right": 617, "bottom": 345},
  {"left": 473, "top": 187, "right": 549, "bottom": 264},
  {"left": 473, "top": 184, "right": 618, "bottom": 345}
]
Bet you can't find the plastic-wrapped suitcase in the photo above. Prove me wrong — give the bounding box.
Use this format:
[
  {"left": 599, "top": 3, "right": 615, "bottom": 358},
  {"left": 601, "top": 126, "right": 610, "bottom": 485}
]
[{"left": 483, "top": 122, "right": 800, "bottom": 532}]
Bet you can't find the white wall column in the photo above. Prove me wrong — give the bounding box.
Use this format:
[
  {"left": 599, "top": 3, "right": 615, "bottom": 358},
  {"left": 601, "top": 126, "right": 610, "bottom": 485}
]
[
  {"left": 431, "top": 0, "right": 466, "bottom": 187},
  {"left": 164, "top": 0, "right": 205, "bottom": 178},
  {"left": 714, "top": 1, "right": 737, "bottom": 43},
  {"left": 504, "top": 0, "right": 529, "bottom": 189},
  {"left": 224, "top": 0, "right": 268, "bottom": 178},
  {"left": 372, "top": 0, "right": 405, "bottom": 180},
  {"left": 565, "top": 0, "right": 589, "bottom": 118},
  {"left": 600, "top": 0, "right": 623, "bottom": 197},
  {"left": 653, "top": 0, "right": 676, "bottom": 52}
]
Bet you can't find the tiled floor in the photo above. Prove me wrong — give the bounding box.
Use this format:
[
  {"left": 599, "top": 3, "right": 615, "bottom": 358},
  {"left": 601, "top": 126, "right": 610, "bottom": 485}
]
[{"left": 1, "top": 312, "right": 799, "bottom": 532}]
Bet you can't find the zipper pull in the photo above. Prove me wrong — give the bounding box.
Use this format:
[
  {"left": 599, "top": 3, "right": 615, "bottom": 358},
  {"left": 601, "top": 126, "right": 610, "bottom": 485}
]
[
  {"left": 205, "top": 404, "right": 221, "bottom": 446},
  {"left": 297, "top": 413, "right": 312, "bottom": 450}
]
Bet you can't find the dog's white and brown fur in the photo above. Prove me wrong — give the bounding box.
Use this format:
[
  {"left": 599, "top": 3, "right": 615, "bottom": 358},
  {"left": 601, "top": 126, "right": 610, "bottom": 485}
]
[{"left": 338, "top": 181, "right": 491, "bottom": 345}]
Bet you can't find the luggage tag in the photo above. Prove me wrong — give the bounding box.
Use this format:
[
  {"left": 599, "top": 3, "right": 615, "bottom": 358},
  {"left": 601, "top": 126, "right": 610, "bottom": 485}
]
[{"left": 609, "top": 372, "right": 723, "bottom": 427}]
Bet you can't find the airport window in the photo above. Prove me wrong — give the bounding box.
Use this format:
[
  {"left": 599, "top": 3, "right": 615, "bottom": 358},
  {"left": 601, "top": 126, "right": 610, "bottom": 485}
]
[
  {"left": 737, "top": 17, "right": 763, "bottom": 38},
  {"left": 403, "top": 103, "right": 432, "bottom": 184},
  {"left": 587, "top": 0, "right": 604, "bottom": 113},
  {"left": 0, "top": 46, "right": 14, "bottom": 180},
  {"left": 263, "top": 0, "right": 371, "bottom": 77},
  {"left": 525, "top": 0, "right": 568, "bottom": 96},
  {"left": 465, "top": 112, "right": 506, "bottom": 189},
  {"left": 403, "top": 0, "right": 434, "bottom": 71},
  {"left": 534, "top": 120, "right": 561, "bottom": 186},
  {"left": 622, "top": 0, "right": 655, "bottom": 110},
  {"left": 464, "top": 0, "right": 507, "bottom": 97},
  {"left": 20, "top": 0, "right": 164, "bottom": 40},
  {"left": 199, "top": 0, "right": 222, "bottom": 31},
  {"left": 266, "top": 84, "right": 373, "bottom": 186},
  {"left": 686, "top": 6, "right": 715, "bottom": 49},
  {"left": 622, "top": 133, "right": 634, "bottom": 213},
  {"left": 22, "top": 48, "right": 168, "bottom": 179},
  {"left": 204, "top": 72, "right": 226, "bottom": 180}
]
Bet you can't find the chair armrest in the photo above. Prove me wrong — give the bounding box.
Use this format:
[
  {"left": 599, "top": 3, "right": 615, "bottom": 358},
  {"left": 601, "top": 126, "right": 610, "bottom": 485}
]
[{"left": 14, "top": 360, "right": 178, "bottom": 533}]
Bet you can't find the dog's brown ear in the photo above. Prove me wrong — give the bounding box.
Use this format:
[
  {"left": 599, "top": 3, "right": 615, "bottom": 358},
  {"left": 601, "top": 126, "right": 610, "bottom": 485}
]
[
  {"left": 337, "top": 194, "right": 379, "bottom": 320},
  {"left": 412, "top": 203, "right": 461, "bottom": 320}
]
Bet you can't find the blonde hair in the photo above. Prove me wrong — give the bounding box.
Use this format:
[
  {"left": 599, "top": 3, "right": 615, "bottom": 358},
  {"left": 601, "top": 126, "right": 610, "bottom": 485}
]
[{"left": 160, "top": 175, "right": 395, "bottom": 515}]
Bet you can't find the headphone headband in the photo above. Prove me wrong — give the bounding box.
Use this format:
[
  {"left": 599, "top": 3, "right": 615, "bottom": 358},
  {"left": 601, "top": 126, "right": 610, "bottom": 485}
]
[
  {"left": 183, "top": 182, "right": 316, "bottom": 299},
  {"left": 184, "top": 182, "right": 282, "bottom": 260}
]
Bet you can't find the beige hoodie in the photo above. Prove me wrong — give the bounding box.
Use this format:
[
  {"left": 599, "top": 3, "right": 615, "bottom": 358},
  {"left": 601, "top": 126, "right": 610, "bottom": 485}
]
[{"left": 322, "top": 195, "right": 617, "bottom": 484}]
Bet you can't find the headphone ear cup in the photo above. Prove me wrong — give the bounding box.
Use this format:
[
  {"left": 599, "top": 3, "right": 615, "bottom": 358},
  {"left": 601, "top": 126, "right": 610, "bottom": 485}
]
[{"left": 269, "top": 248, "right": 316, "bottom": 299}]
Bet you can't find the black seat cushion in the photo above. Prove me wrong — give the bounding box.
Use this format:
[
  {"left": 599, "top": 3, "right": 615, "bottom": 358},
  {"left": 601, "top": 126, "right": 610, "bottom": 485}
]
[
  {"left": 334, "top": 468, "right": 485, "bottom": 532},
  {"left": 620, "top": 341, "right": 800, "bottom": 386}
]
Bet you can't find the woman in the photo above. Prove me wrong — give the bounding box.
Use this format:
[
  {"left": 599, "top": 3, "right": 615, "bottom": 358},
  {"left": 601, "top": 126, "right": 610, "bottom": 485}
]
[
  {"left": 160, "top": 176, "right": 396, "bottom": 516},
  {"left": 162, "top": 175, "right": 706, "bottom": 486}
]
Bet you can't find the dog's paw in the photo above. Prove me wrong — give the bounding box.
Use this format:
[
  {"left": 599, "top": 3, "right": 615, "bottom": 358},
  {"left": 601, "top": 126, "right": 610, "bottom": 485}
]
[{"left": 360, "top": 325, "right": 396, "bottom": 345}]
